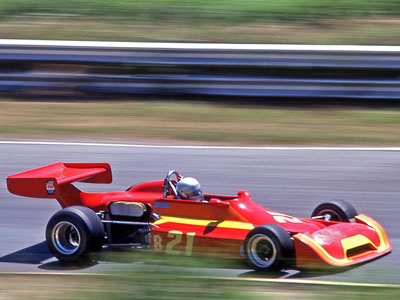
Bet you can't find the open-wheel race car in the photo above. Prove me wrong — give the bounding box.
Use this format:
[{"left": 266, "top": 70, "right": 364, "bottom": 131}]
[{"left": 7, "top": 162, "right": 391, "bottom": 271}]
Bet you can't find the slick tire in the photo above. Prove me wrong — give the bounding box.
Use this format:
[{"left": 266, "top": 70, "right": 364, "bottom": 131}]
[
  {"left": 311, "top": 199, "right": 358, "bottom": 222},
  {"left": 243, "top": 224, "right": 294, "bottom": 272},
  {"left": 46, "top": 206, "right": 104, "bottom": 262}
]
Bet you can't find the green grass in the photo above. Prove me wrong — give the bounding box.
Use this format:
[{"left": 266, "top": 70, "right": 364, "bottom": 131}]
[
  {"left": 0, "top": 250, "right": 398, "bottom": 299},
  {"left": 0, "top": 262, "right": 399, "bottom": 300},
  {"left": 1, "top": 1, "right": 400, "bottom": 44},
  {"left": 1, "top": 15, "right": 400, "bottom": 45},
  {"left": 1, "top": 100, "right": 399, "bottom": 145},
  {"left": 1, "top": 0, "right": 400, "bottom": 23}
]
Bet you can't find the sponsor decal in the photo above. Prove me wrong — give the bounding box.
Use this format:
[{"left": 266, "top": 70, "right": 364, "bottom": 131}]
[
  {"left": 46, "top": 180, "right": 55, "bottom": 195},
  {"left": 154, "top": 202, "right": 170, "bottom": 208}
]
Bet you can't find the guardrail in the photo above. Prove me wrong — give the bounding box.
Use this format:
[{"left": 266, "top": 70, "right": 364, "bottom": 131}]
[{"left": 1, "top": 39, "right": 400, "bottom": 99}]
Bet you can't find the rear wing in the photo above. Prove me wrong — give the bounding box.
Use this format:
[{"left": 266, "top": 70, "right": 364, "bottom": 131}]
[{"left": 7, "top": 162, "right": 112, "bottom": 198}]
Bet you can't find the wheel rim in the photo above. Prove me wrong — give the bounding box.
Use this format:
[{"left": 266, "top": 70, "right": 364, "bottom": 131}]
[
  {"left": 52, "top": 221, "right": 81, "bottom": 255},
  {"left": 317, "top": 209, "right": 343, "bottom": 221},
  {"left": 247, "top": 234, "right": 277, "bottom": 268}
]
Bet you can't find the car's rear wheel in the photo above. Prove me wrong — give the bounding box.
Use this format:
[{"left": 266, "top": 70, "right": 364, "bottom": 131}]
[
  {"left": 311, "top": 199, "right": 358, "bottom": 222},
  {"left": 46, "top": 206, "right": 104, "bottom": 262},
  {"left": 243, "top": 224, "right": 294, "bottom": 271}
]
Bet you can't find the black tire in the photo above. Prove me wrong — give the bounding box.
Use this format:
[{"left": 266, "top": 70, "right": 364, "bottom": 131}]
[
  {"left": 45, "top": 206, "right": 105, "bottom": 262},
  {"left": 311, "top": 199, "right": 358, "bottom": 222},
  {"left": 243, "top": 224, "right": 294, "bottom": 271}
]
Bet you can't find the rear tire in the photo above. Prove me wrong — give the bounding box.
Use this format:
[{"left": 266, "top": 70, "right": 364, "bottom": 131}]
[
  {"left": 243, "top": 224, "right": 294, "bottom": 271},
  {"left": 311, "top": 199, "right": 358, "bottom": 222},
  {"left": 46, "top": 206, "right": 104, "bottom": 262}
]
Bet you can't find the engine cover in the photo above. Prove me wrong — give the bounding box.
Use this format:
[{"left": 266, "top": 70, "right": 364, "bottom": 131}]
[{"left": 109, "top": 201, "right": 147, "bottom": 217}]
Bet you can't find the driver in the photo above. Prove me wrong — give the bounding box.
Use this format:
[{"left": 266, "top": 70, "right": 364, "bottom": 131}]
[{"left": 176, "top": 177, "right": 204, "bottom": 201}]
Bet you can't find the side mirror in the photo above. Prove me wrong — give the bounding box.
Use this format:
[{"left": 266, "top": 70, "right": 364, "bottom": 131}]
[{"left": 209, "top": 198, "right": 230, "bottom": 207}]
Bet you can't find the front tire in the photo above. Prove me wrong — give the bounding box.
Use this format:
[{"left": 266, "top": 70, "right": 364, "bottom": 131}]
[
  {"left": 46, "top": 206, "right": 104, "bottom": 262},
  {"left": 243, "top": 224, "right": 294, "bottom": 271},
  {"left": 311, "top": 199, "right": 358, "bottom": 222}
]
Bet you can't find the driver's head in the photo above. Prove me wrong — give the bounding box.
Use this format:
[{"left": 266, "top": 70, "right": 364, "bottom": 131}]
[{"left": 177, "top": 177, "right": 204, "bottom": 201}]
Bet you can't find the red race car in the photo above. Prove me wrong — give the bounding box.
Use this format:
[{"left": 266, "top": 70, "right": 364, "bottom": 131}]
[{"left": 7, "top": 162, "right": 391, "bottom": 271}]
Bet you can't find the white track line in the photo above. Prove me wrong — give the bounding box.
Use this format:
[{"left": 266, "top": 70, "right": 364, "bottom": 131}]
[
  {"left": 2, "top": 39, "right": 400, "bottom": 52},
  {"left": 0, "top": 140, "right": 400, "bottom": 151},
  {"left": 0, "top": 271, "right": 103, "bottom": 276}
]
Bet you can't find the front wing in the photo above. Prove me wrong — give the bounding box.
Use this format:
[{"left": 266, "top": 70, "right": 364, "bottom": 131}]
[{"left": 293, "top": 214, "right": 392, "bottom": 268}]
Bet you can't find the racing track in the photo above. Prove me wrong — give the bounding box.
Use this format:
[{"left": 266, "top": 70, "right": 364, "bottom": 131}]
[{"left": 0, "top": 141, "right": 399, "bottom": 284}]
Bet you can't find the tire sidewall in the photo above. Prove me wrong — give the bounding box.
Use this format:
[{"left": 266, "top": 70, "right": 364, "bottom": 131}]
[
  {"left": 244, "top": 224, "right": 293, "bottom": 271},
  {"left": 46, "top": 206, "right": 104, "bottom": 262}
]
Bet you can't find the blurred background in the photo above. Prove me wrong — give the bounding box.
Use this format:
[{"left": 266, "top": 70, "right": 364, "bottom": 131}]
[{"left": 0, "top": 0, "right": 399, "bottom": 144}]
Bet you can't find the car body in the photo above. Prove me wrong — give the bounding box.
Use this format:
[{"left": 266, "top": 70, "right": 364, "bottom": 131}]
[{"left": 7, "top": 162, "right": 391, "bottom": 271}]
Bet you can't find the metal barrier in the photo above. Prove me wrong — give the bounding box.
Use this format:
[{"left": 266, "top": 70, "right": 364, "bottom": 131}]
[{"left": 1, "top": 40, "right": 400, "bottom": 99}]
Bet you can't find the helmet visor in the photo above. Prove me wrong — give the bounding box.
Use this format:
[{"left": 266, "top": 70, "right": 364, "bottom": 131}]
[{"left": 186, "top": 188, "right": 203, "bottom": 201}]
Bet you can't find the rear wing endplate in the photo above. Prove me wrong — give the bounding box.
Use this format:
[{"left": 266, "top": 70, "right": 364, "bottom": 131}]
[{"left": 7, "top": 162, "right": 112, "bottom": 198}]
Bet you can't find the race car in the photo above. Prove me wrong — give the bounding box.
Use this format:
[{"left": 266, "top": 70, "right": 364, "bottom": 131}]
[{"left": 7, "top": 162, "right": 391, "bottom": 271}]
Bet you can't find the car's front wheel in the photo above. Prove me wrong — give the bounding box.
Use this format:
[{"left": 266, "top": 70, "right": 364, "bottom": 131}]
[
  {"left": 311, "top": 199, "right": 358, "bottom": 222},
  {"left": 243, "top": 224, "right": 294, "bottom": 271},
  {"left": 46, "top": 206, "right": 104, "bottom": 262}
]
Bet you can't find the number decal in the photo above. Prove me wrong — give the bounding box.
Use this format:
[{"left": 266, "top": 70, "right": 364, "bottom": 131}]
[
  {"left": 185, "top": 232, "right": 196, "bottom": 256},
  {"left": 267, "top": 211, "right": 302, "bottom": 223},
  {"left": 153, "top": 231, "right": 196, "bottom": 256},
  {"left": 273, "top": 216, "right": 302, "bottom": 223},
  {"left": 153, "top": 234, "right": 163, "bottom": 252},
  {"left": 166, "top": 231, "right": 182, "bottom": 255}
]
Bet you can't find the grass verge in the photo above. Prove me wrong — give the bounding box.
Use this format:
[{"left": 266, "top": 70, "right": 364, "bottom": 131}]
[
  {"left": 1, "top": 100, "right": 399, "bottom": 145},
  {"left": 0, "top": 267, "right": 399, "bottom": 300},
  {"left": 2, "top": 16, "right": 400, "bottom": 45},
  {"left": 1, "top": 1, "right": 400, "bottom": 24},
  {"left": 2, "top": 1, "right": 400, "bottom": 44}
]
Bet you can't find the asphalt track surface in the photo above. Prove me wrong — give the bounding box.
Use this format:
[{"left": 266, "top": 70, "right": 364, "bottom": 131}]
[{"left": 0, "top": 141, "right": 399, "bottom": 285}]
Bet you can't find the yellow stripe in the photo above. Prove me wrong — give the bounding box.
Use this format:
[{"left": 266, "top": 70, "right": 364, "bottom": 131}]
[{"left": 154, "top": 216, "right": 254, "bottom": 230}]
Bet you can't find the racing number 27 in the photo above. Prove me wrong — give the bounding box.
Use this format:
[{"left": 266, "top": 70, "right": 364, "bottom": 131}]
[{"left": 153, "top": 231, "right": 196, "bottom": 256}]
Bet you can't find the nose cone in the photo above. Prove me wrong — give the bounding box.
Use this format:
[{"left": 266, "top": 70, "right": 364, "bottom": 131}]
[{"left": 293, "top": 215, "right": 391, "bottom": 268}]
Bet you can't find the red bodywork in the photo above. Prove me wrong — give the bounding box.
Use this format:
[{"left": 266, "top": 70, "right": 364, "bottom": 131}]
[{"left": 7, "top": 162, "right": 392, "bottom": 269}]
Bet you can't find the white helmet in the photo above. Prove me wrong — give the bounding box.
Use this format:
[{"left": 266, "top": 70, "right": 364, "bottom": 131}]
[{"left": 177, "top": 177, "right": 204, "bottom": 201}]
